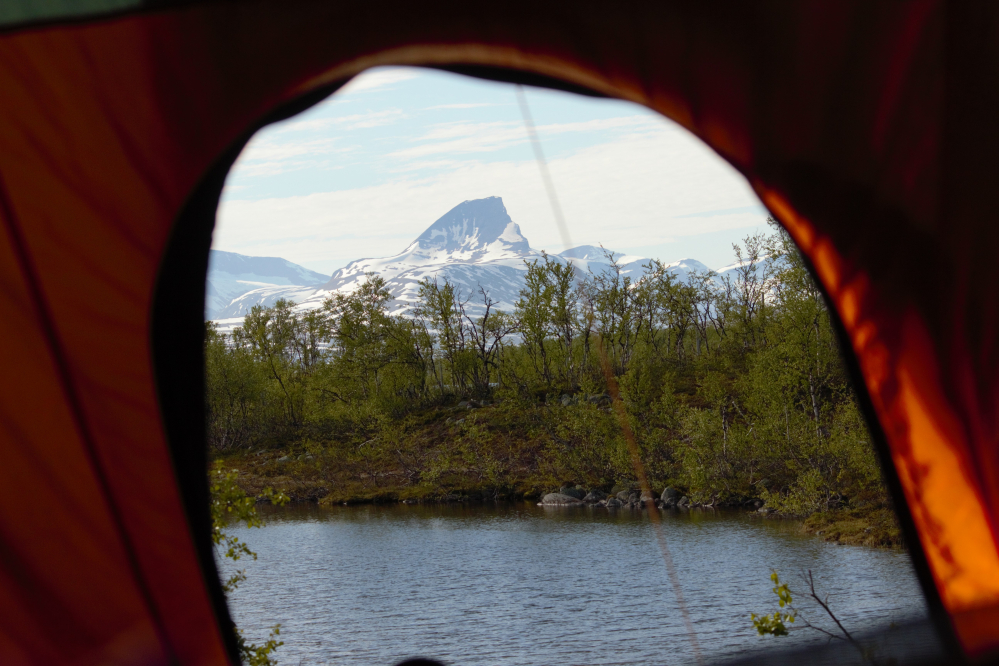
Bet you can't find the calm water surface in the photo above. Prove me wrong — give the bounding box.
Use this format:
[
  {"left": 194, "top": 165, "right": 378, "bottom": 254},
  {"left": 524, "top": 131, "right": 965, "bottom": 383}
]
[{"left": 221, "top": 503, "right": 932, "bottom": 665}]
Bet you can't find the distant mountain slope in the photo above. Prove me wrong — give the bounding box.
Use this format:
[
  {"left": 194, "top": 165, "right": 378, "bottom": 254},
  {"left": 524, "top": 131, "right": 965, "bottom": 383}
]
[
  {"left": 213, "top": 285, "right": 323, "bottom": 319},
  {"left": 561, "top": 246, "right": 711, "bottom": 284},
  {"left": 210, "top": 196, "right": 727, "bottom": 324},
  {"left": 205, "top": 250, "right": 328, "bottom": 319},
  {"left": 715, "top": 255, "right": 783, "bottom": 282},
  {"left": 316, "top": 197, "right": 540, "bottom": 314}
]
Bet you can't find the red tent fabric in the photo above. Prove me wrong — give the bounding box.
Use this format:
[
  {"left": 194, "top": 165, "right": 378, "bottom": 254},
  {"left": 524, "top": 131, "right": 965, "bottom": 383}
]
[{"left": 0, "top": 0, "right": 997, "bottom": 662}]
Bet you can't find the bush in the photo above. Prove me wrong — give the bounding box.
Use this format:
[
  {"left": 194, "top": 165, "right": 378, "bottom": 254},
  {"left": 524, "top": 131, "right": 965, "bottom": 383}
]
[{"left": 207, "top": 222, "right": 889, "bottom": 514}]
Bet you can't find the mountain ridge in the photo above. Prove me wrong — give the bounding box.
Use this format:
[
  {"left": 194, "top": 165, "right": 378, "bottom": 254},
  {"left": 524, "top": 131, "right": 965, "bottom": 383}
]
[
  {"left": 205, "top": 250, "right": 328, "bottom": 319},
  {"left": 209, "top": 197, "right": 735, "bottom": 324}
]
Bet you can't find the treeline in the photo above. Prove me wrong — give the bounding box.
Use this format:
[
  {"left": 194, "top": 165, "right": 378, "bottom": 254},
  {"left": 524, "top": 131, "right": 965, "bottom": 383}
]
[{"left": 206, "top": 220, "right": 888, "bottom": 515}]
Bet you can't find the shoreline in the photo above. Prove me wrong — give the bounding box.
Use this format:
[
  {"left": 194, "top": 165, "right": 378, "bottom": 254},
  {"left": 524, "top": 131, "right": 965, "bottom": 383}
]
[{"left": 216, "top": 452, "right": 904, "bottom": 550}]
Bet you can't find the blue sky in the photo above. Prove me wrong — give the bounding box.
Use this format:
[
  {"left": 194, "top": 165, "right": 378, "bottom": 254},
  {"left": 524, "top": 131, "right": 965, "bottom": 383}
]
[{"left": 214, "top": 67, "right": 769, "bottom": 275}]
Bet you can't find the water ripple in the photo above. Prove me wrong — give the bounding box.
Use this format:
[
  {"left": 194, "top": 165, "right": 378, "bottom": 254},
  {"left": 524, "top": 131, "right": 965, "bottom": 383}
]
[{"left": 221, "top": 504, "right": 931, "bottom": 666}]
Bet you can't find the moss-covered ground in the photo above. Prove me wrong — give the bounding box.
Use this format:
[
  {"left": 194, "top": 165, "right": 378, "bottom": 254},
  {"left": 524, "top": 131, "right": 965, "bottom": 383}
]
[{"left": 212, "top": 402, "right": 904, "bottom": 551}]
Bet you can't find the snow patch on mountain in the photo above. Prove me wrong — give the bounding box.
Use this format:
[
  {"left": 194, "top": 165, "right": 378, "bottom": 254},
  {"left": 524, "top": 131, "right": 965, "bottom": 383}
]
[
  {"left": 206, "top": 250, "right": 328, "bottom": 319},
  {"left": 208, "top": 197, "right": 731, "bottom": 326}
]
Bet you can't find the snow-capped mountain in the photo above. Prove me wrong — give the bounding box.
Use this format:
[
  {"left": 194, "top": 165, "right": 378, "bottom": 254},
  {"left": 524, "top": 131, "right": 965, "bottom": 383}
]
[
  {"left": 209, "top": 196, "right": 721, "bottom": 326},
  {"left": 715, "top": 255, "right": 785, "bottom": 282},
  {"left": 318, "top": 196, "right": 537, "bottom": 314},
  {"left": 560, "top": 244, "right": 648, "bottom": 278},
  {"left": 205, "top": 250, "right": 328, "bottom": 319},
  {"left": 562, "top": 245, "right": 711, "bottom": 285}
]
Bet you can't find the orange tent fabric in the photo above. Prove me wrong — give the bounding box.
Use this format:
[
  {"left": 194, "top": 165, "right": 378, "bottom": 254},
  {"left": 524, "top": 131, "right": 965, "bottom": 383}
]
[{"left": 0, "top": 0, "right": 997, "bottom": 663}]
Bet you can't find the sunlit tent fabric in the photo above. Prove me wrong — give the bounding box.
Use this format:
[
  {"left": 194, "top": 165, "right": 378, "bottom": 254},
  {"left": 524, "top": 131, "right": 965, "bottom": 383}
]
[{"left": 1, "top": 0, "right": 998, "bottom": 663}]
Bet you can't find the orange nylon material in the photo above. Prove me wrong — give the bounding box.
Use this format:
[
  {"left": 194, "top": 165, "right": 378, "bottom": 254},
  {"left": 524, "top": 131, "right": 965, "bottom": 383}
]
[
  {"left": 1, "top": 0, "right": 998, "bottom": 662},
  {"left": 761, "top": 187, "right": 999, "bottom": 656}
]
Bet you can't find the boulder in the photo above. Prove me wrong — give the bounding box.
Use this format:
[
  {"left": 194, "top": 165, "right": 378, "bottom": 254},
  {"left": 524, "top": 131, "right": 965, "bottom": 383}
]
[
  {"left": 276, "top": 455, "right": 291, "bottom": 463},
  {"left": 542, "top": 493, "right": 583, "bottom": 505},
  {"left": 616, "top": 490, "right": 632, "bottom": 501},
  {"left": 611, "top": 482, "right": 636, "bottom": 495},
  {"left": 605, "top": 497, "right": 624, "bottom": 508},
  {"left": 661, "top": 487, "right": 681, "bottom": 502},
  {"left": 661, "top": 488, "right": 681, "bottom": 508},
  {"left": 677, "top": 496, "right": 690, "bottom": 508},
  {"left": 640, "top": 490, "right": 655, "bottom": 502},
  {"left": 582, "top": 490, "right": 607, "bottom": 503},
  {"left": 559, "top": 486, "right": 587, "bottom": 500}
]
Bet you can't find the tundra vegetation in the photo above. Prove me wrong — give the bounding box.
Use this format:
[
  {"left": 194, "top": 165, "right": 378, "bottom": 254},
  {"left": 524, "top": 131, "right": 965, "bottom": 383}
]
[
  {"left": 207, "top": 221, "right": 899, "bottom": 546},
  {"left": 210, "top": 470, "right": 288, "bottom": 665}
]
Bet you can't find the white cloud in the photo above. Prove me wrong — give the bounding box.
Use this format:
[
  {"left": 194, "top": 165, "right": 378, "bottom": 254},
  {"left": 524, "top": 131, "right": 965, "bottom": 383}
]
[
  {"left": 228, "top": 136, "right": 351, "bottom": 177},
  {"left": 536, "top": 116, "right": 663, "bottom": 136},
  {"left": 388, "top": 115, "right": 660, "bottom": 160},
  {"left": 385, "top": 158, "right": 472, "bottom": 173},
  {"left": 426, "top": 103, "right": 498, "bottom": 110},
  {"left": 214, "top": 67, "right": 768, "bottom": 273},
  {"left": 280, "top": 108, "right": 406, "bottom": 133},
  {"left": 227, "top": 107, "right": 408, "bottom": 178},
  {"left": 238, "top": 137, "right": 341, "bottom": 162},
  {"left": 389, "top": 122, "right": 524, "bottom": 158},
  {"left": 215, "top": 123, "right": 762, "bottom": 269},
  {"left": 336, "top": 68, "right": 421, "bottom": 95}
]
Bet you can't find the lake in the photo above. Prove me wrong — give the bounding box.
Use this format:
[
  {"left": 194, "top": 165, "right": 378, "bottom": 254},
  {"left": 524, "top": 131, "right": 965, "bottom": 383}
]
[{"left": 220, "top": 503, "right": 939, "bottom": 665}]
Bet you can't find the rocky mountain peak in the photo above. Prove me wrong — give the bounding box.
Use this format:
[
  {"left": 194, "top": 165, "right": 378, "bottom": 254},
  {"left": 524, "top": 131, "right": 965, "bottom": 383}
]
[
  {"left": 210, "top": 196, "right": 732, "bottom": 324},
  {"left": 408, "top": 196, "right": 531, "bottom": 259}
]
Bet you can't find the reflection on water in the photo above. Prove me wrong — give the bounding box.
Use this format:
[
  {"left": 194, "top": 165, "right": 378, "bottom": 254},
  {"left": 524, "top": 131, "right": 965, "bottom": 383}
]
[{"left": 221, "top": 503, "right": 934, "bottom": 665}]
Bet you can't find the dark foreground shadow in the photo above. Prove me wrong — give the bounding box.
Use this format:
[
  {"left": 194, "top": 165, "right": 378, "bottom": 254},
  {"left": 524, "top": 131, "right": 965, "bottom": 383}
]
[
  {"left": 720, "top": 618, "right": 947, "bottom": 666},
  {"left": 393, "top": 621, "right": 947, "bottom": 666}
]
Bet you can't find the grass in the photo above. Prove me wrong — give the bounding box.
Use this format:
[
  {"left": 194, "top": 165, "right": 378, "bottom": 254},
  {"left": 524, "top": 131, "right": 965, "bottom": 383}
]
[{"left": 802, "top": 507, "right": 904, "bottom": 549}]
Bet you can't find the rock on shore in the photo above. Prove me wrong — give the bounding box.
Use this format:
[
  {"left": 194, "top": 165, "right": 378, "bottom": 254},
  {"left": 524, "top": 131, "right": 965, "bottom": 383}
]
[
  {"left": 541, "top": 493, "right": 583, "bottom": 505},
  {"left": 661, "top": 487, "right": 681, "bottom": 508},
  {"left": 539, "top": 485, "right": 712, "bottom": 511}
]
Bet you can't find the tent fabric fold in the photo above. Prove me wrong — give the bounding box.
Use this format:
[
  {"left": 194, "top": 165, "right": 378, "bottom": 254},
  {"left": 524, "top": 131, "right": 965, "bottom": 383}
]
[{"left": 0, "top": 0, "right": 997, "bottom": 662}]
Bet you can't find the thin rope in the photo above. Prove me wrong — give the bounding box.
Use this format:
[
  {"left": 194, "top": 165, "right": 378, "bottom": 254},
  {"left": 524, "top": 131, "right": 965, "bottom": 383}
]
[
  {"left": 516, "top": 86, "right": 574, "bottom": 252},
  {"left": 596, "top": 342, "right": 704, "bottom": 665},
  {"left": 516, "top": 83, "right": 704, "bottom": 665}
]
